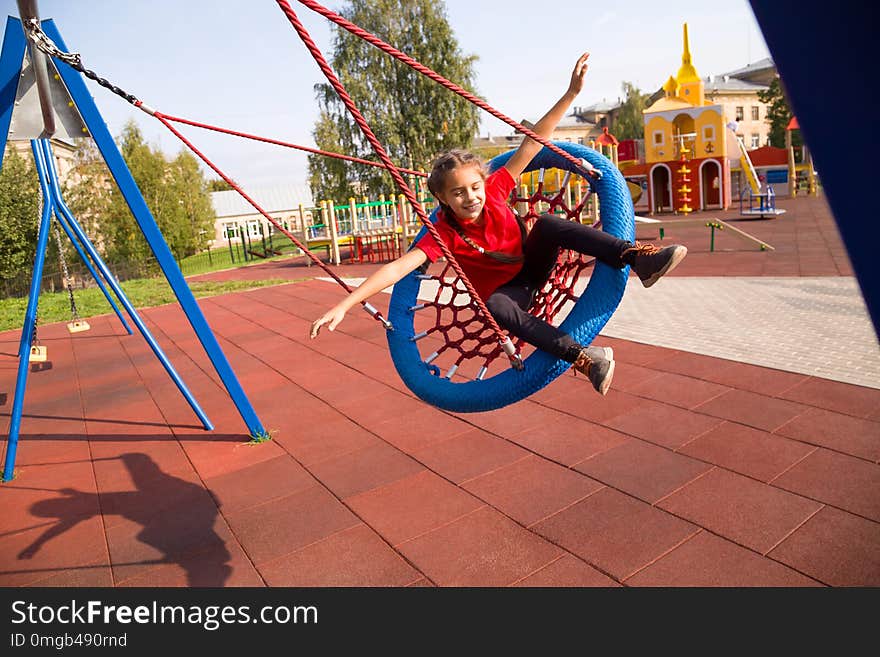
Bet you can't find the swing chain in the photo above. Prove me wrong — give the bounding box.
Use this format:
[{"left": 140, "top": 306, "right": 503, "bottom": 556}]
[
  {"left": 52, "top": 218, "right": 80, "bottom": 321},
  {"left": 23, "top": 18, "right": 141, "bottom": 107}
]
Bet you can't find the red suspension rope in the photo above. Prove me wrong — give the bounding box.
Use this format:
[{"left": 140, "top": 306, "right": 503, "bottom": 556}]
[
  {"left": 152, "top": 111, "right": 394, "bottom": 328},
  {"left": 158, "top": 113, "right": 427, "bottom": 178},
  {"left": 291, "top": 0, "right": 601, "bottom": 182},
  {"left": 274, "top": 0, "right": 520, "bottom": 365}
]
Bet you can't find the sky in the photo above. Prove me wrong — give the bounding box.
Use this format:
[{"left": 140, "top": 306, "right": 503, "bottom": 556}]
[{"left": 2, "top": 0, "right": 771, "bottom": 190}]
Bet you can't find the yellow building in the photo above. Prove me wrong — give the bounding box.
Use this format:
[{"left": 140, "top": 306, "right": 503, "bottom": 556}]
[{"left": 643, "top": 23, "right": 731, "bottom": 213}]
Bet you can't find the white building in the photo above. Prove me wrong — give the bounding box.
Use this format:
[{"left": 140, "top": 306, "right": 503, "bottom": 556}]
[{"left": 209, "top": 184, "right": 315, "bottom": 246}]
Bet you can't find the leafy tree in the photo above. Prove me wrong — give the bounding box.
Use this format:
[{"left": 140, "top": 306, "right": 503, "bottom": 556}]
[
  {"left": 613, "top": 81, "right": 650, "bottom": 141},
  {"left": 102, "top": 121, "right": 166, "bottom": 264},
  {"left": 101, "top": 121, "right": 215, "bottom": 262},
  {"left": 208, "top": 179, "right": 232, "bottom": 192},
  {"left": 757, "top": 77, "right": 802, "bottom": 150},
  {"left": 165, "top": 150, "right": 216, "bottom": 257},
  {"left": 62, "top": 138, "right": 113, "bottom": 252},
  {"left": 0, "top": 146, "right": 39, "bottom": 283},
  {"left": 309, "top": 0, "right": 480, "bottom": 201}
]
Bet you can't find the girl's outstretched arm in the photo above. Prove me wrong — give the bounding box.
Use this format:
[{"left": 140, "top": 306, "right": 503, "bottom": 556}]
[
  {"left": 310, "top": 247, "right": 429, "bottom": 338},
  {"left": 503, "top": 52, "right": 590, "bottom": 180}
]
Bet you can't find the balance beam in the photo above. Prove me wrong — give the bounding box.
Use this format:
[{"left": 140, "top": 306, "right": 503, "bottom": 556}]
[{"left": 635, "top": 216, "right": 775, "bottom": 252}]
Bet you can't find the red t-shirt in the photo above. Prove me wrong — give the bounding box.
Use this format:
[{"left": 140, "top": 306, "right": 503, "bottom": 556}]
[{"left": 415, "top": 166, "right": 523, "bottom": 300}]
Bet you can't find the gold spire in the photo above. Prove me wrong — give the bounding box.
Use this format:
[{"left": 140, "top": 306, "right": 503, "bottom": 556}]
[
  {"left": 664, "top": 75, "right": 679, "bottom": 97},
  {"left": 676, "top": 23, "right": 700, "bottom": 84}
]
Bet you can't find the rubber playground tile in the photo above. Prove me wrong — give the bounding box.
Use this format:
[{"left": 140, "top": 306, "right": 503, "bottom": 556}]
[
  {"left": 106, "top": 502, "right": 237, "bottom": 584},
  {"left": 532, "top": 487, "right": 699, "bottom": 582},
  {"left": 693, "top": 389, "right": 810, "bottom": 433},
  {"left": 307, "top": 441, "right": 426, "bottom": 500},
  {"left": 771, "top": 449, "right": 880, "bottom": 522},
  {"left": 698, "top": 361, "right": 813, "bottom": 398},
  {"left": 657, "top": 468, "right": 823, "bottom": 554},
  {"left": 10, "top": 405, "right": 87, "bottom": 437},
  {"left": 7, "top": 436, "right": 92, "bottom": 468},
  {"left": 345, "top": 470, "right": 485, "bottom": 546},
  {"left": 1, "top": 468, "right": 101, "bottom": 536},
  {"left": 332, "top": 387, "right": 425, "bottom": 429},
  {"left": 573, "top": 440, "right": 712, "bottom": 504},
  {"left": 205, "top": 454, "right": 315, "bottom": 514},
  {"left": 308, "top": 374, "right": 400, "bottom": 408},
  {"left": 540, "top": 387, "right": 650, "bottom": 426},
  {"left": 275, "top": 415, "right": 381, "bottom": 467},
  {"left": 259, "top": 523, "right": 420, "bottom": 587},
  {"left": 257, "top": 387, "right": 346, "bottom": 428},
  {"left": 512, "top": 554, "right": 619, "bottom": 587},
  {"left": 0, "top": 515, "right": 108, "bottom": 587},
  {"left": 177, "top": 433, "right": 285, "bottom": 481},
  {"left": 90, "top": 439, "right": 195, "bottom": 486},
  {"left": 778, "top": 377, "right": 880, "bottom": 419},
  {"left": 510, "top": 417, "right": 633, "bottom": 466},
  {"left": 411, "top": 429, "right": 528, "bottom": 484},
  {"left": 29, "top": 559, "right": 115, "bottom": 587},
  {"left": 463, "top": 454, "right": 604, "bottom": 527},
  {"left": 96, "top": 467, "right": 209, "bottom": 532},
  {"left": 599, "top": 337, "right": 680, "bottom": 368},
  {"left": 1, "top": 456, "right": 97, "bottom": 504},
  {"left": 369, "top": 405, "right": 476, "bottom": 453},
  {"left": 222, "top": 485, "right": 361, "bottom": 567},
  {"left": 117, "top": 538, "right": 264, "bottom": 587},
  {"left": 606, "top": 361, "right": 666, "bottom": 394},
  {"left": 603, "top": 398, "right": 725, "bottom": 449},
  {"left": 679, "top": 421, "right": 816, "bottom": 483},
  {"left": 452, "top": 400, "right": 564, "bottom": 438},
  {"left": 625, "top": 371, "right": 731, "bottom": 410},
  {"left": 396, "top": 506, "right": 563, "bottom": 587},
  {"left": 625, "top": 531, "right": 821, "bottom": 587},
  {"left": 773, "top": 407, "right": 880, "bottom": 462},
  {"left": 767, "top": 506, "right": 880, "bottom": 587}
]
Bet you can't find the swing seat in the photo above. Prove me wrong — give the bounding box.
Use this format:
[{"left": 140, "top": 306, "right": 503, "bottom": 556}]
[
  {"left": 29, "top": 345, "right": 47, "bottom": 362},
  {"left": 67, "top": 319, "right": 90, "bottom": 333},
  {"left": 387, "top": 141, "right": 635, "bottom": 412}
]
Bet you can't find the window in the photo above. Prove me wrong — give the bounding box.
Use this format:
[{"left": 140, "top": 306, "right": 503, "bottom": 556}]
[
  {"left": 577, "top": 137, "right": 585, "bottom": 145},
  {"left": 751, "top": 106, "right": 760, "bottom": 121},
  {"left": 751, "top": 134, "right": 760, "bottom": 149},
  {"left": 702, "top": 126, "right": 715, "bottom": 141},
  {"left": 653, "top": 130, "right": 664, "bottom": 146},
  {"left": 735, "top": 106, "right": 744, "bottom": 121},
  {"left": 223, "top": 223, "right": 239, "bottom": 238}
]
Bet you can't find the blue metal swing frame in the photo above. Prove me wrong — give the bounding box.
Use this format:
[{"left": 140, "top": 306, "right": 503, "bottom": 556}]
[{"left": 0, "top": 16, "right": 266, "bottom": 482}]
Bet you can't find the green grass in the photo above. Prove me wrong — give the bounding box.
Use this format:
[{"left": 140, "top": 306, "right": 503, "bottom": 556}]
[
  {"left": 178, "top": 242, "right": 313, "bottom": 277},
  {"left": 0, "top": 277, "right": 294, "bottom": 332}
]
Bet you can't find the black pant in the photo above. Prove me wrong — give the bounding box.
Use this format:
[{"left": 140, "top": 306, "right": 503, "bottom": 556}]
[{"left": 486, "top": 214, "right": 631, "bottom": 362}]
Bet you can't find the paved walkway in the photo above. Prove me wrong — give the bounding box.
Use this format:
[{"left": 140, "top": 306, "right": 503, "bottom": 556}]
[
  {"left": 1, "top": 194, "right": 878, "bottom": 587},
  {"left": 604, "top": 277, "right": 879, "bottom": 389}
]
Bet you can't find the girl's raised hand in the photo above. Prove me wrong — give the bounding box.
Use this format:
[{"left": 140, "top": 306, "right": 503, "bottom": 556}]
[
  {"left": 567, "top": 52, "right": 590, "bottom": 96},
  {"left": 310, "top": 305, "right": 347, "bottom": 338}
]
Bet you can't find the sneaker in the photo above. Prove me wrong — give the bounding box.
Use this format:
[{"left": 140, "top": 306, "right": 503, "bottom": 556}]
[
  {"left": 583, "top": 345, "right": 613, "bottom": 362},
  {"left": 622, "top": 242, "right": 688, "bottom": 288},
  {"left": 571, "top": 347, "right": 615, "bottom": 396}
]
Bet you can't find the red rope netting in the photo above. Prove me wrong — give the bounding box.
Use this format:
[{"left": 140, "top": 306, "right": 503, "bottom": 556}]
[{"left": 411, "top": 169, "right": 597, "bottom": 380}]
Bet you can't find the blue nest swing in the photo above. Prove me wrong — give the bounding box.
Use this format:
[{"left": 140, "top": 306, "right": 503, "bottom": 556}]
[{"left": 386, "top": 141, "right": 635, "bottom": 412}]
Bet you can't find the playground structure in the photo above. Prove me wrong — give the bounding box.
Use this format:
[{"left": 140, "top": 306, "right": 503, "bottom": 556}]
[
  {"left": 728, "top": 121, "right": 786, "bottom": 218},
  {"left": 637, "top": 23, "right": 730, "bottom": 215}
]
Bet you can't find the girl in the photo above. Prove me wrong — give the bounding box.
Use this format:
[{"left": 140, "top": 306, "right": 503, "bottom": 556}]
[{"left": 310, "top": 53, "right": 687, "bottom": 396}]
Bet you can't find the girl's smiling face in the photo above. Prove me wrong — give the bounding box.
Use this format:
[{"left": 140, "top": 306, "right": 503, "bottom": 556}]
[{"left": 435, "top": 163, "right": 486, "bottom": 223}]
